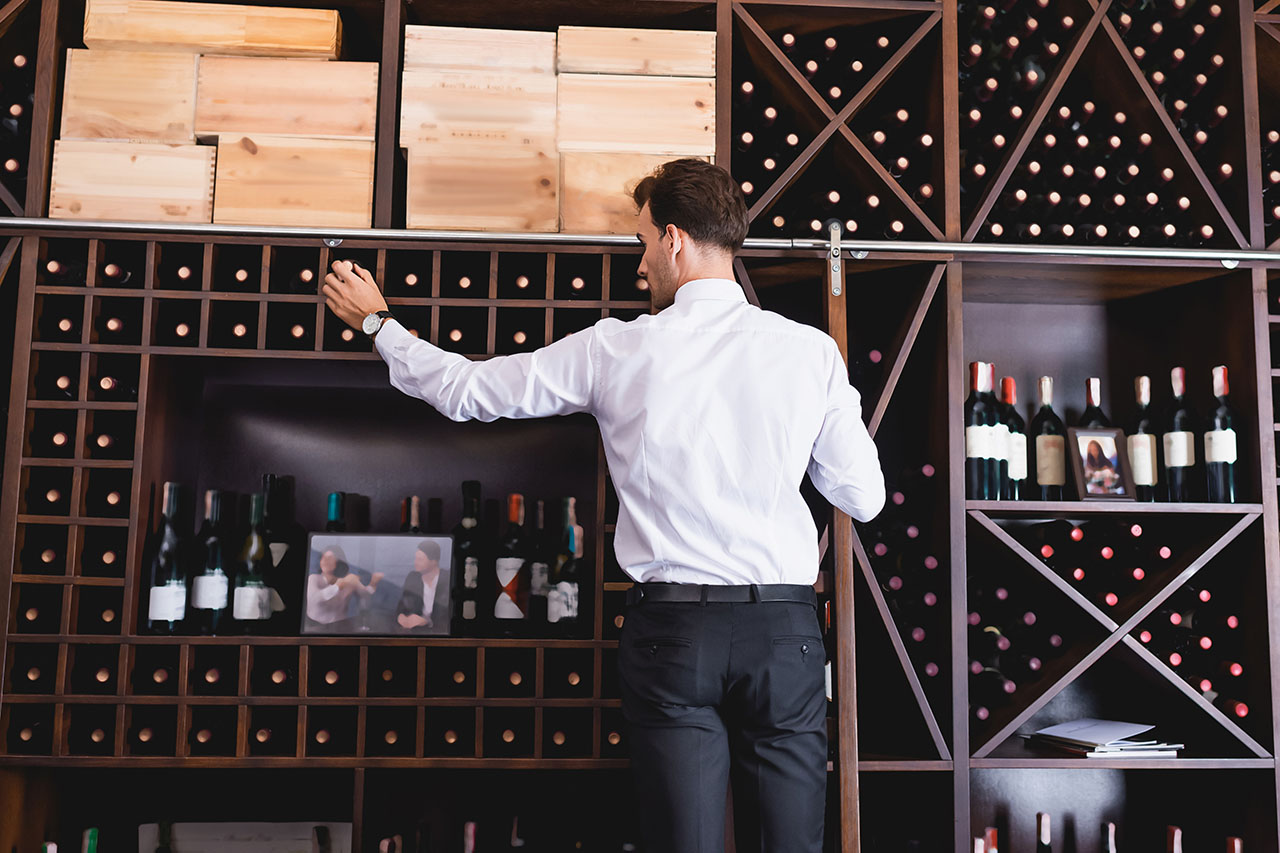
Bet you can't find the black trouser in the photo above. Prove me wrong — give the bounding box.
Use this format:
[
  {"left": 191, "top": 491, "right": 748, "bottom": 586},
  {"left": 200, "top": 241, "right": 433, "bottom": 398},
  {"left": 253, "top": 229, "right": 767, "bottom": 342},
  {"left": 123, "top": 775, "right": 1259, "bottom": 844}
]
[{"left": 618, "top": 589, "right": 828, "bottom": 853}]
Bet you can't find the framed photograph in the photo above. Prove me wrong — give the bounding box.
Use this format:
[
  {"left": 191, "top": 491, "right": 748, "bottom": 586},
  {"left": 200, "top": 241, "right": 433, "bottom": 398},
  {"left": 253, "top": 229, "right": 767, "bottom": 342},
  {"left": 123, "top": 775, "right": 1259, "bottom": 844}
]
[
  {"left": 1067, "top": 427, "right": 1137, "bottom": 501},
  {"left": 302, "top": 533, "right": 453, "bottom": 635}
]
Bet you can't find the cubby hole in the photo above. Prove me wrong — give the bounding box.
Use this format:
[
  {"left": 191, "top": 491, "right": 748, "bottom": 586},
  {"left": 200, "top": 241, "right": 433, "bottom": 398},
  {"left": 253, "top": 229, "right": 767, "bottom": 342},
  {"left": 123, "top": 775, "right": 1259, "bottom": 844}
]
[
  {"left": 329, "top": 247, "right": 379, "bottom": 286},
  {"left": 249, "top": 646, "right": 300, "bottom": 696},
  {"left": 81, "top": 467, "right": 131, "bottom": 519},
  {"left": 24, "top": 409, "right": 77, "bottom": 460},
  {"left": 212, "top": 244, "right": 264, "bottom": 292},
  {"left": 33, "top": 293, "right": 84, "bottom": 342},
  {"left": 79, "top": 525, "right": 127, "bottom": 578},
  {"left": 208, "top": 299, "right": 259, "bottom": 348},
  {"left": 188, "top": 705, "right": 238, "bottom": 757},
  {"left": 368, "top": 646, "right": 419, "bottom": 697},
  {"left": 495, "top": 307, "right": 546, "bottom": 355},
  {"left": 30, "top": 350, "right": 81, "bottom": 401},
  {"left": 16, "top": 523, "right": 69, "bottom": 575},
  {"left": 603, "top": 590, "right": 627, "bottom": 640},
  {"left": 483, "top": 707, "right": 534, "bottom": 757},
  {"left": 393, "top": 305, "right": 430, "bottom": 340},
  {"left": 248, "top": 706, "right": 299, "bottom": 757},
  {"left": 87, "top": 353, "right": 140, "bottom": 402},
  {"left": 189, "top": 645, "right": 241, "bottom": 697},
  {"left": 22, "top": 465, "right": 72, "bottom": 515},
  {"left": 497, "top": 252, "right": 547, "bottom": 300},
  {"left": 154, "top": 241, "right": 204, "bottom": 291},
  {"left": 84, "top": 410, "right": 135, "bottom": 461},
  {"left": 308, "top": 645, "right": 361, "bottom": 697},
  {"left": 125, "top": 704, "right": 178, "bottom": 756},
  {"left": 553, "top": 253, "right": 604, "bottom": 301},
  {"left": 38, "top": 238, "right": 89, "bottom": 286},
  {"left": 94, "top": 240, "right": 146, "bottom": 288},
  {"left": 484, "top": 647, "right": 536, "bottom": 699},
  {"left": 551, "top": 308, "right": 601, "bottom": 343},
  {"left": 11, "top": 582, "right": 62, "bottom": 633},
  {"left": 72, "top": 586, "right": 123, "bottom": 635},
  {"left": 599, "top": 707, "right": 627, "bottom": 758},
  {"left": 3, "top": 702, "right": 55, "bottom": 755},
  {"left": 437, "top": 305, "right": 488, "bottom": 354},
  {"left": 1260, "top": 36, "right": 1280, "bottom": 247},
  {"left": 439, "top": 251, "right": 491, "bottom": 299},
  {"left": 268, "top": 245, "right": 322, "bottom": 294},
  {"left": 6, "top": 642, "right": 58, "bottom": 694},
  {"left": 544, "top": 648, "right": 594, "bottom": 699},
  {"left": 426, "top": 647, "right": 477, "bottom": 697},
  {"left": 384, "top": 249, "right": 432, "bottom": 298},
  {"left": 91, "top": 298, "right": 144, "bottom": 347},
  {"left": 151, "top": 299, "right": 201, "bottom": 348},
  {"left": 66, "top": 704, "right": 117, "bottom": 756},
  {"left": 859, "top": 773, "right": 952, "bottom": 851},
  {"left": 66, "top": 644, "right": 119, "bottom": 695},
  {"left": 130, "top": 645, "right": 180, "bottom": 696},
  {"left": 322, "top": 304, "right": 368, "bottom": 352},
  {"left": 542, "top": 708, "right": 593, "bottom": 758},
  {"left": 366, "top": 706, "right": 417, "bottom": 757},
  {"left": 423, "top": 707, "right": 475, "bottom": 757},
  {"left": 603, "top": 533, "right": 626, "bottom": 584},
  {"left": 306, "top": 705, "right": 359, "bottom": 757},
  {"left": 607, "top": 252, "right": 649, "bottom": 302},
  {"left": 265, "top": 302, "right": 317, "bottom": 351},
  {"left": 601, "top": 647, "right": 620, "bottom": 700}
]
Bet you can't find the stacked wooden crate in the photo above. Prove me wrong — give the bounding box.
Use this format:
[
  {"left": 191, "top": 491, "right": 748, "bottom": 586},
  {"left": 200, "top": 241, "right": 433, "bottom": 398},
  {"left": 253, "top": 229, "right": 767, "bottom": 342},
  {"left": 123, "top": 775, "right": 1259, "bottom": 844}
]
[{"left": 52, "top": 0, "right": 377, "bottom": 227}]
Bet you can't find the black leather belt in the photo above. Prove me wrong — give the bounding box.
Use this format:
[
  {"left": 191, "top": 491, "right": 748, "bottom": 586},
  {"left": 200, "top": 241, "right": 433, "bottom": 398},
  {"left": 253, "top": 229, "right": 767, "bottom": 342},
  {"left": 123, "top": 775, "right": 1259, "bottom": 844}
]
[{"left": 625, "top": 582, "right": 817, "bottom": 606}]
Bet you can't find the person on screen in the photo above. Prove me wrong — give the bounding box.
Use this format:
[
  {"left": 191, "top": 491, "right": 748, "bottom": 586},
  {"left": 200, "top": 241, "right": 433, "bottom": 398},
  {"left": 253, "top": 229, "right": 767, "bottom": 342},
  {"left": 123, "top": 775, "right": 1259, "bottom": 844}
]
[
  {"left": 1084, "top": 438, "right": 1120, "bottom": 494},
  {"left": 395, "top": 540, "right": 447, "bottom": 630},
  {"left": 306, "top": 545, "right": 383, "bottom": 625}
]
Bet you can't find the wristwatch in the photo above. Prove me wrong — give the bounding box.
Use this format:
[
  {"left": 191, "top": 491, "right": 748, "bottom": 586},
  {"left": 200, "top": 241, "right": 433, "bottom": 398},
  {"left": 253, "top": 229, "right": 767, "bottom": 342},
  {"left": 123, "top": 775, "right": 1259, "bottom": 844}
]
[{"left": 362, "top": 310, "right": 394, "bottom": 338}]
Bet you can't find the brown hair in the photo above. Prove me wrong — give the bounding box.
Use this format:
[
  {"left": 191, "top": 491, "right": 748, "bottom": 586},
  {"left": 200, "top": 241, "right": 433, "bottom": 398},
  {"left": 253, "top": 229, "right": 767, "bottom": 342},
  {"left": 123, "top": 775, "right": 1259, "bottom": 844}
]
[{"left": 632, "top": 158, "right": 749, "bottom": 254}]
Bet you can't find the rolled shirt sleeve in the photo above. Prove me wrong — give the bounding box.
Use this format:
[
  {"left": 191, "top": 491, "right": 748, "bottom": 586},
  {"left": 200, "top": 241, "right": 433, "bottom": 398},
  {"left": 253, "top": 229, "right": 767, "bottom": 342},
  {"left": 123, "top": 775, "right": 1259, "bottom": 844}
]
[{"left": 806, "top": 340, "right": 887, "bottom": 523}]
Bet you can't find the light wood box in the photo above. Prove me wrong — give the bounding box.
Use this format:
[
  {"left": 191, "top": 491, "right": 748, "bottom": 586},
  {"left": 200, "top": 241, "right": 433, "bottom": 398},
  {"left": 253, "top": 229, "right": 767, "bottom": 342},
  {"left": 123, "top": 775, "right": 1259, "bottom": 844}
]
[
  {"left": 557, "top": 74, "right": 715, "bottom": 156},
  {"left": 83, "top": 0, "right": 342, "bottom": 58},
  {"left": 406, "top": 146, "right": 557, "bottom": 232},
  {"left": 560, "top": 152, "right": 711, "bottom": 234},
  {"left": 213, "top": 135, "right": 373, "bottom": 227},
  {"left": 60, "top": 49, "right": 198, "bottom": 143},
  {"left": 402, "top": 25, "right": 555, "bottom": 73},
  {"left": 399, "top": 68, "right": 556, "bottom": 150},
  {"left": 196, "top": 56, "right": 378, "bottom": 141},
  {"left": 556, "top": 27, "right": 715, "bottom": 77},
  {"left": 50, "top": 139, "right": 215, "bottom": 222}
]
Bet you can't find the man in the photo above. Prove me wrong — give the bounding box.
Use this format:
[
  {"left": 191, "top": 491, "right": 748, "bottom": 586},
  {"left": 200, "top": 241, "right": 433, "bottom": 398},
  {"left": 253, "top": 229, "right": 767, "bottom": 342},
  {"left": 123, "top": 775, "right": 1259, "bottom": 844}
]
[
  {"left": 395, "top": 539, "right": 449, "bottom": 632},
  {"left": 324, "top": 158, "right": 885, "bottom": 853}
]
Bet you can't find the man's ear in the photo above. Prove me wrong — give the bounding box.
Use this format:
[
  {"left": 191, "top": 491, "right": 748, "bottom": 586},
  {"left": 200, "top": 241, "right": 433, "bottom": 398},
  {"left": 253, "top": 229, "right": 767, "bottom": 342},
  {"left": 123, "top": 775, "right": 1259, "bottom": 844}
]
[{"left": 665, "top": 223, "right": 683, "bottom": 257}]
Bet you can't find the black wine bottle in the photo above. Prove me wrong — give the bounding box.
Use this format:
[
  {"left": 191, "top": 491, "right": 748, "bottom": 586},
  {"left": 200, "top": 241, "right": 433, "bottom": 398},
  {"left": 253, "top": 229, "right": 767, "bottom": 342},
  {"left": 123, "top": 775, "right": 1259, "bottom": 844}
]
[
  {"left": 233, "top": 493, "right": 276, "bottom": 633},
  {"left": 425, "top": 497, "right": 444, "bottom": 534},
  {"left": 528, "top": 498, "right": 551, "bottom": 626},
  {"left": 1163, "top": 367, "right": 1199, "bottom": 502},
  {"left": 1036, "top": 812, "right": 1052, "bottom": 853},
  {"left": 1204, "top": 365, "right": 1237, "bottom": 503},
  {"left": 262, "top": 474, "right": 305, "bottom": 633},
  {"left": 1030, "top": 376, "right": 1067, "bottom": 500},
  {"left": 1101, "top": 822, "right": 1118, "bottom": 853},
  {"left": 1078, "top": 376, "right": 1112, "bottom": 427},
  {"left": 1127, "top": 376, "right": 1159, "bottom": 502},
  {"left": 1000, "top": 376, "right": 1027, "bottom": 500},
  {"left": 146, "top": 481, "right": 188, "bottom": 634},
  {"left": 452, "top": 481, "right": 483, "bottom": 635},
  {"left": 494, "top": 493, "right": 530, "bottom": 626},
  {"left": 965, "top": 361, "right": 1003, "bottom": 500},
  {"left": 190, "top": 489, "right": 230, "bottom": 635},
  {"left": 548, "top": 496, "right": 583, "bottom": 634}
]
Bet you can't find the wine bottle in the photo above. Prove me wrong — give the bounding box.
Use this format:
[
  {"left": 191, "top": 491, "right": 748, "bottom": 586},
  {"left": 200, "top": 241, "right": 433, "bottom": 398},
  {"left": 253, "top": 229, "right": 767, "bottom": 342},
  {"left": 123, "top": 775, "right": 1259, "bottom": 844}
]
[
  {"left": 495, "top": 493, "right": 531, "bottom": 626},
  {"left": 146, "top": 481, "right": 188, "bottom": 634},
  {"left": 1168, "top": 826, "right": 1183, "bottom": 853},
  {"left": 1102, "top": 822, "right": 1118, "bottom": 853},
  {"left": 1036, "top": 812, "right": 1052, "bottom": 853},
  {"left": 233, "top": 493, "right": 277, "bottom": 632},
  {"left": 1000, "top": 376, "right": 1027, "bottom": 500},
  {"left": 1204, "top": 365, "right": 1237, "bottom": 503},
  {"left": 451, "top": 481, "right": 483, "bottom": 635},
  {"left": 262, "top": 474, "right": 304, "bottom": 632},
  {"left": 528, "top": 498, "right": 551, "bottom": 625},
  {"left": 548, "top": 496, "right": 583, "bottom": 633},
  {"left": 1078, "top": 377, "right": 1111, "bottom": 427},
  {"left": 191, "top": 489, "right": 230, "bottom": 635},
  {"left": 1030, "top": 376, "right": 1067, "bottom": 501},
  {"left": 1127, "top": 376, "right": 1159, "bottom": 502},
  {"left": 964, "top": 361, "right": 1003, "bottom": 500},
  {"left": 1163, "top": 367, "right": 1199, "bottom": 502},
  {"left": 326, "top": 492, "right": 346, "bottom": 532}
]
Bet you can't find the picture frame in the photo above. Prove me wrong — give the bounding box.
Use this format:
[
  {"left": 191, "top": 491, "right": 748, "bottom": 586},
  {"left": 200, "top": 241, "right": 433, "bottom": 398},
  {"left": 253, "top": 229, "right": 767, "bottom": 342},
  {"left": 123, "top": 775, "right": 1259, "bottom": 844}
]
[
  {"left": 1067, "top": 426, "right": 1137, "bottom": 501},
  {"left": 302, "top": 533, "right": 453, "bottom": 636}
]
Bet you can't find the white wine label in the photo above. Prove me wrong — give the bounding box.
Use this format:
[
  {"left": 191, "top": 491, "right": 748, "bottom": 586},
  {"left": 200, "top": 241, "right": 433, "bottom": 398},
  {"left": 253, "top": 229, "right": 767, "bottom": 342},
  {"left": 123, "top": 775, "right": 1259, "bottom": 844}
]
[
  {"left": 1128, "top": 434, "right": 1158, "bottom": 486},
  {"left": 494, "top": 595, "right": 524, "bottom": 619},
  {"left": 495, "top": 557, "right": 523, "bottom": 584},
  {"left": 547, "top": 582, "right": 579, "bottom": 623},
  {"left": 1007, "top": 432, "right": 1029, "bottom": 481},
  {"left": 965, "top": 425, "right": 994, "bottom": 460},
  {"left": 233, "top": 586, "right": 271, "bottom": 620},
  {"left": 462, "top": 600, "right": 476, "bottom": 620},
  {"left": 191, "top": 573, "right": 229, "bottom": 610},
  {"left": 494, "top": 557, "right": 526, "bottom": 620},
  {"left": 530, "top": 562, "right": 550, "bottom": 596},
  {"left": 992, "top": 423, "right": 1011, "bottom": 462},
  {"left": 268, "top": 542, "right": 289, "bottom": 567},
  {"left": 1035, "top": 435, "right": 1066, "bottom": 486},
  {"left": 1163, "top": 431, "right": 1196, "bottom": 468},
  {"left": 463, "top": 557, "right": 479, "bottom": 590},
  {"left": 1204, "top": 429, "right": 1238, "bottom": 464},
  {"left": 268, "top": 588, "right": 286, "bottom": 612},
  {"left": 148, "top": 581, "right": 186, "bottom": 621}
]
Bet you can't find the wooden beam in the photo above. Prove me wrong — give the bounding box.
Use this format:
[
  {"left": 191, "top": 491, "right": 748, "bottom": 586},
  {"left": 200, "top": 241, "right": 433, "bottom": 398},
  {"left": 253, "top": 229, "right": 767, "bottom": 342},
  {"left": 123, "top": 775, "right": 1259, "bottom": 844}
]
[
  {"left": 23, "top": 0, "right": 60, "bottom": 216},
  {"left": 868, "top": 263, "right": 944, "bottom": 437}
]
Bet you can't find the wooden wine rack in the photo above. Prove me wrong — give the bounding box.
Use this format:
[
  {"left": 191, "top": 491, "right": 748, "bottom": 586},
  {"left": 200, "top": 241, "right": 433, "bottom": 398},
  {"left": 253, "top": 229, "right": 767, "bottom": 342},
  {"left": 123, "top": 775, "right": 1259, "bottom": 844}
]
[{"left": 0, "top": 0, "right": 1277, "bottom": 851}]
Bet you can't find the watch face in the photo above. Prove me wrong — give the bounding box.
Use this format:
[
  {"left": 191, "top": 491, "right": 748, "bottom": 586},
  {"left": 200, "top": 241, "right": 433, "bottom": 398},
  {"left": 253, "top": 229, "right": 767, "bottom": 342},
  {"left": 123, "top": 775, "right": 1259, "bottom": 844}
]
[{"left": 362, "top": 313, "right": 381, "bottom": 335}]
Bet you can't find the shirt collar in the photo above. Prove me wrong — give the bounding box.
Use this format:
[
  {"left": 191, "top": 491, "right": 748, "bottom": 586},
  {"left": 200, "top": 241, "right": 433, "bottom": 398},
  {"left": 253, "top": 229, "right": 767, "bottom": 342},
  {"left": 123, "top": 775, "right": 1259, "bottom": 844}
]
[{"left": 673, "top": 278, "right": 748, "bottom": 305}]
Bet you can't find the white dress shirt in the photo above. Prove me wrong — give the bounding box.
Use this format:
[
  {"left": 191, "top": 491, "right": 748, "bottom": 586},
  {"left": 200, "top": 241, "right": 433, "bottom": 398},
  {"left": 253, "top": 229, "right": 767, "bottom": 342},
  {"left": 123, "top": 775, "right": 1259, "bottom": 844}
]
[{"left": 375, "top": 277, "right": 885, "bottom": 586}]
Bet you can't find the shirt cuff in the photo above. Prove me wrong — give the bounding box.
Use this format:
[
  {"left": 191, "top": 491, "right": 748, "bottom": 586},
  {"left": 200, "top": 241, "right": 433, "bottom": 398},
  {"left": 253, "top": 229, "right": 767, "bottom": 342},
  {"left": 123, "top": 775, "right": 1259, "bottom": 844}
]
[{"left": 373, "top": 317, "right": 415, "bottom": 361}]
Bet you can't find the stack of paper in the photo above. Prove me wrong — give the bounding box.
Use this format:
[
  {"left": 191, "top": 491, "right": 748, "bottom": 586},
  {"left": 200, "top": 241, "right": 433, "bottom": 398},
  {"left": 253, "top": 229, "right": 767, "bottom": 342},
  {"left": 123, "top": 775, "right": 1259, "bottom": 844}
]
[{"left": 1024, "top": 718, "right": 1183, "bottom": 758}]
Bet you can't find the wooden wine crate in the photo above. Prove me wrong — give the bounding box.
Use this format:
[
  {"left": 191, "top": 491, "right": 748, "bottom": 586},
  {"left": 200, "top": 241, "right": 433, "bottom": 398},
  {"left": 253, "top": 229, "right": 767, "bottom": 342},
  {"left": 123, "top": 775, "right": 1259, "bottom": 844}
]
[
  {"left": 406, "top": 146, "right": 558, "bottom": 232},
  {"left": 557, "top": 74, "right": 715, "bottom": 156},
  {"left": 555, "top": 26, "right": 715, "bottom": 77},
  {"left": 49, "top": 139, "right": 215, "bottom": 222},
  {"left": 399, "top": 68, "right": 557, "bottom": 150},
  {"left": 82, "top": 0, "right": 342, "bottom": 58},
  {"left": 195, "top": 56, "right": 378, "bottom": 141},
  {"left": 212, "top": 134, "right": 374, "bottom": 227},
  {"left": 402, "top": 25, "right": 555, "bottom": 73},
  {"left": 560, "top": 152, "right": 710, "bottom": 233},
  {"left": 59, "top": 49, "right": 198, "bottom": 143}
]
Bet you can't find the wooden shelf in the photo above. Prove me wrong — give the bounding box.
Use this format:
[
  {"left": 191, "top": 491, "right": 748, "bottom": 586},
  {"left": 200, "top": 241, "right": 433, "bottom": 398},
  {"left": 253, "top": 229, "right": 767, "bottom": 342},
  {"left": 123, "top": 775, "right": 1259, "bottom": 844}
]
[
  {"left": 966, "top": 501, "right": 1264, "bottom": 515},
  {"left": 969, "top": 758, "right": 1275, "bottom": 770},
  {"left": 4, "top": 634, "right": 618, "bottom": 648},
  {"left": 857, "top": 760, "right": 954, "bottom": 772}
]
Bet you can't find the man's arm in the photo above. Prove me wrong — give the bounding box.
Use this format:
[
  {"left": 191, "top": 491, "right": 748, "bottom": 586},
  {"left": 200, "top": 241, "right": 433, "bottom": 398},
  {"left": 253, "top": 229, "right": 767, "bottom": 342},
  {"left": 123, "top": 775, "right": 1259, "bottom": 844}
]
[{"left": 807, "top": 340, "right": 886, "bottom": 523}]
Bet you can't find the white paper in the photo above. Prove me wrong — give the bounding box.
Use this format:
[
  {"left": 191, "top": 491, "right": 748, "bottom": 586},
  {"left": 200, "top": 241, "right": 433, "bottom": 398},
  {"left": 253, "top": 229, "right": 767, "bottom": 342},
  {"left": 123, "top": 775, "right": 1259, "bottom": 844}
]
[
  {"left": 138, "top": 822, "right": 351, "bottom": 853},
  {"left": 1033, "top": 718, "right": 1154, "bottom": 747}
]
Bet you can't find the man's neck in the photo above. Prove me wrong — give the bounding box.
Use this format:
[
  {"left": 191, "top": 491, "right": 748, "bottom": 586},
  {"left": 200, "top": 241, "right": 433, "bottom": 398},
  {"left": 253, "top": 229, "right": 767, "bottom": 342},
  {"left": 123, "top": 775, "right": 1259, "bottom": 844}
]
[{"left": 676, "top": 266, "right": 737, "bottom": 288}]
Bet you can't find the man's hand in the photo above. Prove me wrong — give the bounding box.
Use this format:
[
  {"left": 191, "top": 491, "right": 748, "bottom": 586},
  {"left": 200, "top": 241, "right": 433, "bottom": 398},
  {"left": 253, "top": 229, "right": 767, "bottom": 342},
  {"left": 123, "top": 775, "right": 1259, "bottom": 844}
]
[{"left": 323, "top": 260, "right": 388, "bottom": 331}]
